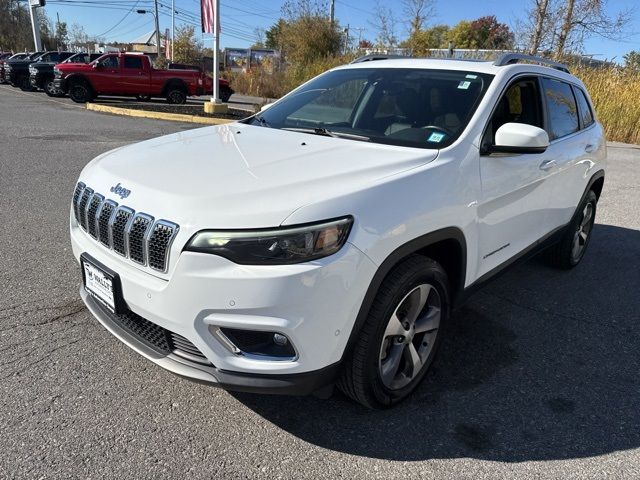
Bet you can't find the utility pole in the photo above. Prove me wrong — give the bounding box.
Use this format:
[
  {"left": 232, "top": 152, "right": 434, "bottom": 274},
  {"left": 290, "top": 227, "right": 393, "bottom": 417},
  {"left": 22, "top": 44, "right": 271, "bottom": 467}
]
[
  {"left": 171, "top": 0, "right": 175, "bottom": 61},
  {"left": 28, "top": 1, "right": 43, "bottom": 51},
  {"left": 154, "top": 0, "right": 161, "bottom": 56},
  {"left": 330, "top": 0, "right": 335, "bottom": 25}
]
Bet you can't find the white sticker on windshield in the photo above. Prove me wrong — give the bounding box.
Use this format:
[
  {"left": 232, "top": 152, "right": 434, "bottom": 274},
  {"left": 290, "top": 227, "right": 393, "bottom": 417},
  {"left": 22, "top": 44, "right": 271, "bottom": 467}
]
[
  {"left": 427, "top": 132, "right": 446, "bottom": 143},
  {"left": 458, "top": 80, "right": 471, "bottom": 90},
  {"left": 465, "top": 74, "right": 478, "bottom": 79}
]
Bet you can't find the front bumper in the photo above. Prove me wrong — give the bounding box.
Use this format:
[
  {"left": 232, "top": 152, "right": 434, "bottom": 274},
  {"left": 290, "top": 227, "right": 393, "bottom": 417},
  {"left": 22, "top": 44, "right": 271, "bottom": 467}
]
[
  {"left": 30, "top": 72, "right": 46, "bottom": 89},
  {"left": 71, "top": 220, "right": 377, "bottom": 393},
  {"left": 53, "top": 76, "right": 67, "bottom": 93}
]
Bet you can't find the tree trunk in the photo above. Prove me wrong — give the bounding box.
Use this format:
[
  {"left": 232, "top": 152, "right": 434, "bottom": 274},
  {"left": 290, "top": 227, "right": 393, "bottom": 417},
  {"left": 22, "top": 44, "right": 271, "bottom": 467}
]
[
  {"left": 555, "top": 0, "right": 576, "bottom": 57},
  {"left": 529, "top": 0, "right": 550, "bottom": 55}
]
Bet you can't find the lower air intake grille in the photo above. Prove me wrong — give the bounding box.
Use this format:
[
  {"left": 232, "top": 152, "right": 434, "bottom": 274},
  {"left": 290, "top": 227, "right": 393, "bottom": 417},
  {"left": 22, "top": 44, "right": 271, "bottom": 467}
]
[{"left": 90, "top": 295, "right": 210, "bottom": 364}]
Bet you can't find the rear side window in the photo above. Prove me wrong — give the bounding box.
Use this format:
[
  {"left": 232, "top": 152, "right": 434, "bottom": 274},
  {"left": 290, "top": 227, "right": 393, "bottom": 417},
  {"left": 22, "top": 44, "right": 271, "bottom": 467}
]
[
  {"left": 541, "top": 77, "right": 579, "bottom": 140},
  {"left": 573, "top": 87, "right": 594, "bottom": 128},
  {"left": 124, "top": 57, "right": 143, "bottom": 70}
]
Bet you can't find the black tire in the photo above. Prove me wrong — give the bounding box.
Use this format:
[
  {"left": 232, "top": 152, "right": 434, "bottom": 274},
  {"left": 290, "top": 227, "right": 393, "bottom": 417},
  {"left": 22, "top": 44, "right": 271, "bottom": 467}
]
[
  {"left": 18, "top": 75, "right": 33, "bottom": 91},
  {"left": 338, "top": 255, "right": 450, "bottom": 409},
  {"left": 545, "top": 190, "right": 597, "bottom": 269},
  {"left": 166, "top": 87, "right": 187, "bottom": 104},
  {"left": 44, "top": 78, "right": 63, "bottom": 97},
  {"left": 68, "top": 79, "right": 94, "bottom": 103},
  {"left": 219, "top": 87, "right": 232, "bottom": 103}
]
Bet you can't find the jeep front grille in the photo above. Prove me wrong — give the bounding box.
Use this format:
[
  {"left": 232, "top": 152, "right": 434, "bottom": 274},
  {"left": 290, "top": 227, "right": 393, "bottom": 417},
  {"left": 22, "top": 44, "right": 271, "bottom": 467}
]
[{"left": 72, "top": 183, "right": 179, "bottom": 273}]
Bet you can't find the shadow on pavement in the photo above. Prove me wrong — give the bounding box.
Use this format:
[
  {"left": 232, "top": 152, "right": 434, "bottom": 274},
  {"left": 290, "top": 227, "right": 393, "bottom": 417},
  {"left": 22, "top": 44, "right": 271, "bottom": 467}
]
[{"left": 233, "top": 224, "right": 640, "bottom": 462}]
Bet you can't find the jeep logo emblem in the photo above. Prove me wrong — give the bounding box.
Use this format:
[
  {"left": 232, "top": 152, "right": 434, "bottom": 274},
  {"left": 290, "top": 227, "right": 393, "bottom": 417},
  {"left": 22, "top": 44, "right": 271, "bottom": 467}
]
[{"left": 110, "top": 183, "right": 131, "bottom": 199}]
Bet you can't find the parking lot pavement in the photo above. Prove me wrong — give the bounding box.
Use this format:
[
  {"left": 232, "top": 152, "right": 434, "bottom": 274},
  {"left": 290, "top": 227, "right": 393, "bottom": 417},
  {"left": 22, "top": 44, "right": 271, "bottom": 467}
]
[{"left": 1, "top": 83, "right": 639, "bottom": 479}]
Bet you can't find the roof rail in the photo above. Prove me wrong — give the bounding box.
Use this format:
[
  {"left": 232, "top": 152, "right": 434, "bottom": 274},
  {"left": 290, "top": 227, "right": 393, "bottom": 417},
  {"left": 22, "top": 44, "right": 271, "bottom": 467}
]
[
  {"left": 350, "top": 54, "right": 408, "bottom": 64},
  {"left": 494, "top": 53, "right": 570, "bottom": 74}
]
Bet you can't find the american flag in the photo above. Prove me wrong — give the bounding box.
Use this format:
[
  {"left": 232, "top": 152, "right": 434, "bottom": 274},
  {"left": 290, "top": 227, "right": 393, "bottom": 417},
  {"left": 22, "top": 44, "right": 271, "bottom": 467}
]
[{"left": 201, "top": 0, "right": 218, "bottom": 34}]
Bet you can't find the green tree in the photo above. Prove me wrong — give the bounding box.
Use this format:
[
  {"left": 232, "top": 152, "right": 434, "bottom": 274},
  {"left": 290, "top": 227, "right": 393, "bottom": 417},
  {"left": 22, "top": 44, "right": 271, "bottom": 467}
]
[
  {"left": 623, "top": 51, "right": 640, "bottom": 71},
  {"left": 447, "top": 16, "right": 513, "bottom": 49},
  {"left": 401, "top": 24, "right": 449, "bottom": 55},
  {"left": 55, "top": 21, "right": 68, "bottom": 48},
  {"left": 172, "top": 25, "right": 203, "bottom": 66}
]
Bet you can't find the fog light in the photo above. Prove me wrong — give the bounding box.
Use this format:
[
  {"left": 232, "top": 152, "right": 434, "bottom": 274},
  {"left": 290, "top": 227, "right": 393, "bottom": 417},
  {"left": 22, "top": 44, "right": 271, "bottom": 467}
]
[{"left": 273, "top": 333, "right": 288, "bottom": 346}]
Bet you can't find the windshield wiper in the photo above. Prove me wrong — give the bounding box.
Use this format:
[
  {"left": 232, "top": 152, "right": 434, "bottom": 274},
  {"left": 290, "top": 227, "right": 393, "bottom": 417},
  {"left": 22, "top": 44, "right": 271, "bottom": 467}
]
[
  {"left": 254, "top": 115, "right": 271, "bottom": 128},
  {"left": 281, "top": 127, "right": 370, "bottom": 142}
]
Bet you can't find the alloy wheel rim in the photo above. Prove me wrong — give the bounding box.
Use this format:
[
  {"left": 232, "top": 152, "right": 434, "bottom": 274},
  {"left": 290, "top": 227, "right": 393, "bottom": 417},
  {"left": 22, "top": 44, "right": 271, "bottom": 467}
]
[
  {"left": 71, "top": 85, "right": 87, "bottom": 100},
  {"left": 571, "top": 202, "right": 594, "bottom": 262},
  {"left": 46, "top": 81, "right": 57, "bottom": 95},
  {"left": 378, "top": 283, "right": 441, "bottom": 390}
]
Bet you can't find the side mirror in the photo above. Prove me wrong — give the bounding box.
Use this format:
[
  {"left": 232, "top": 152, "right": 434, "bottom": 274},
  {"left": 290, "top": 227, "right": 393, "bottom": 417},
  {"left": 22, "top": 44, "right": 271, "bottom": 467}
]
[
  {"left": 260, "top": 102, "right": 275, "bottom": 112},
  {"left": 490, "top": 123, "right": 549, "bottom": 154}
]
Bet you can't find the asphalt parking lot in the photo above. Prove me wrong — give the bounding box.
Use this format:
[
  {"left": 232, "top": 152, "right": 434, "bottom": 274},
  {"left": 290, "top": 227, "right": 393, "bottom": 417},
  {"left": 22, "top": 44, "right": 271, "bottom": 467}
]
[{"left": 1, "top": 83, "right": 639, "bottom": 479}]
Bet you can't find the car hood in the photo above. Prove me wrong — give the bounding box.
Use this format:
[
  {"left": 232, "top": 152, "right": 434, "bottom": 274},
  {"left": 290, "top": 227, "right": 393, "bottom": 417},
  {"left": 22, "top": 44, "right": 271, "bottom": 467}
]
[{"left": 80, "top": 123, "right": 438, "bottom": 229}]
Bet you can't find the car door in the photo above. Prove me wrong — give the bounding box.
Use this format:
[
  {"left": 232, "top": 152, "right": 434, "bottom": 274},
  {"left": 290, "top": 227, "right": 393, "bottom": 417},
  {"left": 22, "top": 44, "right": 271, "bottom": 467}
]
[
  {"left": 118, "top": 56, "right": 149, "bottom": 94},
  {"left": 476, "top": 76, "right": 557, "bottom": 278},
  {"left": 540, "top": 78, "right": 601, "bottom": 230},
  {"left": 92, "top": 55, "right": 121, "bottom": 94}
]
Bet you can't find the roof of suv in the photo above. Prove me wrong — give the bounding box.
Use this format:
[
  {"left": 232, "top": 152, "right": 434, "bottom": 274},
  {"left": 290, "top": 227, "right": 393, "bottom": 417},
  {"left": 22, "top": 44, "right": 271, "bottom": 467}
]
[{"left": 336, "top": 56, "right": 583, "bottom": 87}]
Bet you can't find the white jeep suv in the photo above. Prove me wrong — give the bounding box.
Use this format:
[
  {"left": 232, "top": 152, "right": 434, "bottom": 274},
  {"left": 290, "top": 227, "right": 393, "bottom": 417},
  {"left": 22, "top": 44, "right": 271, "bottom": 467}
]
[{"left": 70, "top": 54, "right": 606, "bottom": 408}]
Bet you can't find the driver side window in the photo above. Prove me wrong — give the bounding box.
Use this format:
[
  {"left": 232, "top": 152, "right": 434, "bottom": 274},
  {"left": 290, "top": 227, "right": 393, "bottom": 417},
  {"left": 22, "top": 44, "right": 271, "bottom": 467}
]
[
  {"left": 99, "top": 56, "right": 119, "bottom": 69},
  {"left": 482, "top": 77, "right": 543, "bottom": 151}
]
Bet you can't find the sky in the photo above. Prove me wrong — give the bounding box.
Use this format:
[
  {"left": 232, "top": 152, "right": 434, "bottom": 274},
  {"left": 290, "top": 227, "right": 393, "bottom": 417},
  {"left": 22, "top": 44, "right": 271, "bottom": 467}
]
[{"left": 42, "top": 0, "right": 640, "bottom": 61}]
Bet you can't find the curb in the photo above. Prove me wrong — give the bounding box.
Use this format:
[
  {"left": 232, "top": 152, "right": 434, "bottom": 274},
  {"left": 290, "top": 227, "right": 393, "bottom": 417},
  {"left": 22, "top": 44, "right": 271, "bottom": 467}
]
[{"left": 86, "top": 103, "right": 233, "bottom": 125}]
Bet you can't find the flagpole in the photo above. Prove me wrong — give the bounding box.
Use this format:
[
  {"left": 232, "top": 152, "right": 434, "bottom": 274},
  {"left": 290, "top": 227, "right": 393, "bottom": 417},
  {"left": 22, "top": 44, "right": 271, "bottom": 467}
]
[{"left": 211, "top": 0, "right": 220, "bottom": 104}]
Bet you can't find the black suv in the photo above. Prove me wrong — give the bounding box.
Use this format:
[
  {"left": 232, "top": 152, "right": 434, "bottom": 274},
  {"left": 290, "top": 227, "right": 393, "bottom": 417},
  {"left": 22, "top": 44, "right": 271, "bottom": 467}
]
[
  {"left": 28, "top": 51, "right": 75, "bottom": 95},
  {"left": 4, "top": 51, "right": 46, "bottom": 90}
]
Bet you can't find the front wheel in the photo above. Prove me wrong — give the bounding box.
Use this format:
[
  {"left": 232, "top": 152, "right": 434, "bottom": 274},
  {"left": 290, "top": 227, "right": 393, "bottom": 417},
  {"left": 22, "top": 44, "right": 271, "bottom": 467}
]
[
  {"left": 338, "top": 255, "right": 449, "bottom": 409},
  {"left": 68, "top": 80, "right": 94, "bottom": 103},
  {"left": 545, "top": 190, "right": 597, "bottom": 269},
  {"left": 219, "top": 87, "right": 232, "bottom": 103},
  {"left": 44, "top": 78, "right": 63, "bottom": 97}
]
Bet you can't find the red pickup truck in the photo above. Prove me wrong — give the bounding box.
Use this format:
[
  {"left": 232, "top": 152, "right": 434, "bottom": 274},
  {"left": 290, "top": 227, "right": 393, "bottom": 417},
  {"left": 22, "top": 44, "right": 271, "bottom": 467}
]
[{"left": 53, "top": 53, "right": 233, "bottom": 104}]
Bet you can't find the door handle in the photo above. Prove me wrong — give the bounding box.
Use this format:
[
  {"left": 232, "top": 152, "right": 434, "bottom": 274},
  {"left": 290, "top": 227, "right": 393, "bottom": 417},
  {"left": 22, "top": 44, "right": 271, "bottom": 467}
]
[
  {"left": 539, "top": 159, "right": 556, "bottom": 171},
  {"left": 585, "top": 144, "right": 596, "bottom": 153}
]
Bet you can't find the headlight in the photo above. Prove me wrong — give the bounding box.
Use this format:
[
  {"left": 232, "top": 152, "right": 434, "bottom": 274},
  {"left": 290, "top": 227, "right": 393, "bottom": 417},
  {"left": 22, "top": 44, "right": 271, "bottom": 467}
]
[
  {"left": 29, "top": 66, "right": 36, "bottom": 73},
  {"left": 185, "top": 217, "right": 353, "bottom": 265},
  {"left": 54, "top": 67, "right": 62, "bottom": 76}
]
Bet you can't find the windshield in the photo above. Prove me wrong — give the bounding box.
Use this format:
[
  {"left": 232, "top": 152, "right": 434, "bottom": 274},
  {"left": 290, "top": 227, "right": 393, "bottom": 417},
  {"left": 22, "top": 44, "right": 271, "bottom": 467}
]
[{"left": 247, "top": 67, "right": 493, "bottom": 149}]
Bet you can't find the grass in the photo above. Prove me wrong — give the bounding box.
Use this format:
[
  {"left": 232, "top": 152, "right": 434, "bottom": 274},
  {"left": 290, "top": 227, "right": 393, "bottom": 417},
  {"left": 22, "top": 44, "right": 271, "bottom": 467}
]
[
  {"left": 574, "top": 66, "right": 640, "bottom": 145},
  {"left": 225, "top": 59, "right": 640, "bottom": 145}
]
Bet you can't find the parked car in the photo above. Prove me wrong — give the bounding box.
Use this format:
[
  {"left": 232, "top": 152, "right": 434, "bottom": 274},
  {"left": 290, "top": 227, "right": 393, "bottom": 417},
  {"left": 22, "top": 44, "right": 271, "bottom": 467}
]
[
  {"left": 70, "top": 54, "right": 605, "bottom": 408},
  {"left": 28, "top": 51, "right": 75, "bottom": 96},
  {"left": 54, "top": 53, "right": 227, "bottom": 104},
  {"left": 1, "top": 52, "right": 31, "bottom": 85},
  {"left": 0, "top": 52, "right": 16, "bottom": 83},
  {"left": 4, "top": 51, "right": 46, "bottom": 90}
]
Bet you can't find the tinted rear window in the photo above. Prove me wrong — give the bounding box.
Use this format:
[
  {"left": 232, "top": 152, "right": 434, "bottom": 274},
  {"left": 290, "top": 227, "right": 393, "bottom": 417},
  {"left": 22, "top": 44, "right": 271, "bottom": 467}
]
[
  {"left": 573, "top": 87, "right": 594, "bottom": 128},
  {"left": 124, "top": 57, "right": 143, "bottom": 69}
]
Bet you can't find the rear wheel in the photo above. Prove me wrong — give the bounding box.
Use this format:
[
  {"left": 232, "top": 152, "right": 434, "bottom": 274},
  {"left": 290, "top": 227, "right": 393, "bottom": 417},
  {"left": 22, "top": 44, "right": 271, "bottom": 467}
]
[
  {"left": 166, "top": 87, "right": 187, "bottom": 104},
  {"left": 338, "top": 255, "right": 449, "bottom": 409},
  {"left": 545, "top": 190, "right": 597, "bottom": 269},
  {"left": 219, "top": 86, "right": 232, "bottom": 103},
  {"left": 68, "top": 80, "right": 94, "bottom": 103}
]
